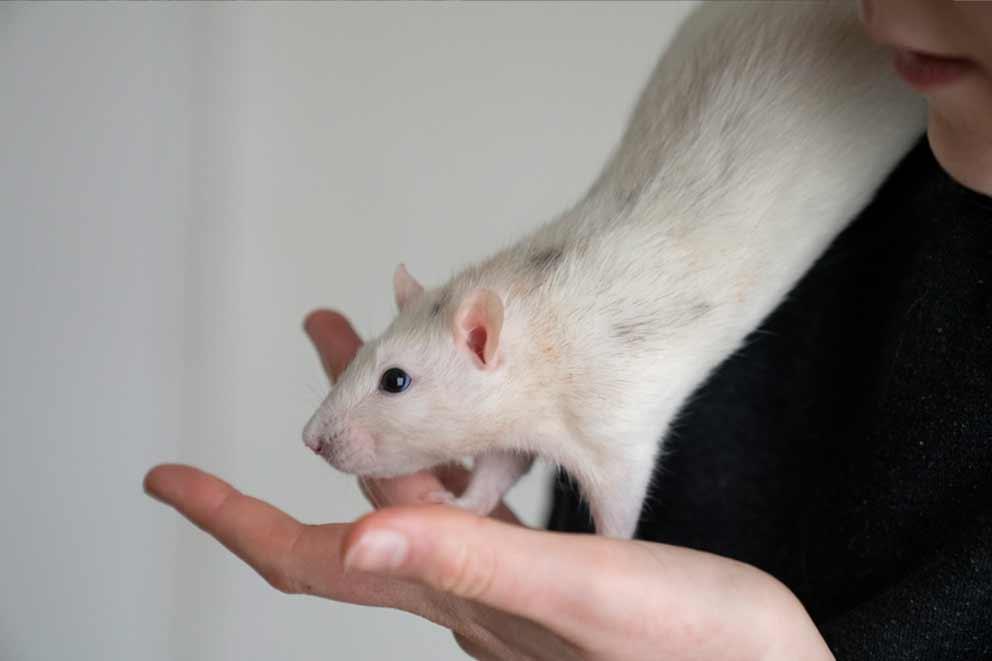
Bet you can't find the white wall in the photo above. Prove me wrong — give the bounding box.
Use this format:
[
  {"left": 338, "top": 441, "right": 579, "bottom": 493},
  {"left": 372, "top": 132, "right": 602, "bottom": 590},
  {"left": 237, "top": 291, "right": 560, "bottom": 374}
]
[
  {"left": 0, "top": 3, "right": 695, "bottom": 659},
  {"left": 0, "top": 4, "right": 193, "bottom": 661}
]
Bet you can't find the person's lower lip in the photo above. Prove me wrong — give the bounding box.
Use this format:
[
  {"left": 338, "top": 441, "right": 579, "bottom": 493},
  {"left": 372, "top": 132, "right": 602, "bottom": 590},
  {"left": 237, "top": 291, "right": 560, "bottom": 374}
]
[{"left": 892, "top": 49, "right": 974, "bottom": 90}]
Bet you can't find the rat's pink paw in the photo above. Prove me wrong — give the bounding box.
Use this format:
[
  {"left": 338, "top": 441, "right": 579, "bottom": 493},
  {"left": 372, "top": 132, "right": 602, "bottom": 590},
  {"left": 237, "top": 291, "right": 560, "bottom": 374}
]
[
  {"left": 423, "top": 489, "right": 457, "bottom": 505},
  {"left": 424, "top": 490, "right": 497, "bottom": 516}
]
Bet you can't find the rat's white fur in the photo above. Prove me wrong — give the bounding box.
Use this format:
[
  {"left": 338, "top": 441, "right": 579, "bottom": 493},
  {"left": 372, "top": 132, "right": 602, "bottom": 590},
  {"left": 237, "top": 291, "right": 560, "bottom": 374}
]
[{"left": 304, "top": 2, "right": 926, "bottom": 538}]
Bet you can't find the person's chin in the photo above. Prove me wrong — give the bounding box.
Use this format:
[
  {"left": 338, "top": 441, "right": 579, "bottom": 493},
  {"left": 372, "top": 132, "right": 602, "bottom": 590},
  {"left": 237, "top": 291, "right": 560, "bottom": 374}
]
[{"left": 926, "top": 107, "right": 992, "bottom": 196}]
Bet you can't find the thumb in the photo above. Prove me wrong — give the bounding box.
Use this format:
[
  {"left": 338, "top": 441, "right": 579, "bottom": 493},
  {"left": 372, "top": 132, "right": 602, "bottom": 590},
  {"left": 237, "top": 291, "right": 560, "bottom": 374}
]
[
  {"left": 340, "top": 507, "right": 829, "bottom": 661},
  {"left": 341, "top": 505, "right": 613, "bottom": 634}
]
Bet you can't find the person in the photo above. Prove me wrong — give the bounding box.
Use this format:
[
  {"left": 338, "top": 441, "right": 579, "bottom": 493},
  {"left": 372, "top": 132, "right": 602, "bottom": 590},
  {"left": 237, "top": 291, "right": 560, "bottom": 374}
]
[{"left": 144, "top": 2, "right": 991, "bottom": 658}]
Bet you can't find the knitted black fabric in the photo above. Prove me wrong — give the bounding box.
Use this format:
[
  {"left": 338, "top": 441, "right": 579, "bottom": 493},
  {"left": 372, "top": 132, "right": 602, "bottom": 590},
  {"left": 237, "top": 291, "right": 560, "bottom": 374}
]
[{"left": 547, "top": 137, "right": 992, "bottom": 659}]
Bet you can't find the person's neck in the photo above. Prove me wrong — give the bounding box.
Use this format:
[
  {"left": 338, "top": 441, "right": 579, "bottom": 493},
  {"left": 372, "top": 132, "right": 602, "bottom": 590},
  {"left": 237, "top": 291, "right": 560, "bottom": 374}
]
[{"left": 928, "top": 111, "right": 992, "bottom": 197}]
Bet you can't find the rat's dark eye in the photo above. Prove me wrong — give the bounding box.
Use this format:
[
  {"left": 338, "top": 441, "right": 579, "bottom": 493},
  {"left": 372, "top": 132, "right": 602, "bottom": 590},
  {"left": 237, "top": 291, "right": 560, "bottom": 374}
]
[{"left": 379, "top": 367, "right": 412, "bottom": 394}]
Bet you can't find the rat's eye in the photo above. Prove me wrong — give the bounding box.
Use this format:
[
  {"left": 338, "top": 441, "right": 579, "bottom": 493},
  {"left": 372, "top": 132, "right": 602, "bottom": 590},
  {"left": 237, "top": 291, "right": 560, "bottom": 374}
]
[{"left": 379, "top": 367, "right": 412, "bottom": 394}]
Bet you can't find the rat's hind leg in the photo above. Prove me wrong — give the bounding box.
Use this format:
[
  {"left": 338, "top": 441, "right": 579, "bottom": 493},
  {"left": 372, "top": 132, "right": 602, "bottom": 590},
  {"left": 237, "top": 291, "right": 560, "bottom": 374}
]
[
  {"left": 427, "top": 451, "right": 533, "bottom": 516},
  {"left": 580, "top": 439, "right": 659, "bottom": 539}
]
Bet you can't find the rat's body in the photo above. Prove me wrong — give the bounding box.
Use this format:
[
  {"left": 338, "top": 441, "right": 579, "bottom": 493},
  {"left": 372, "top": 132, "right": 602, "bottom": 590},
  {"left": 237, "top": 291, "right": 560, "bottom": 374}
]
[{"left": 304, "top": 2, "right": 926, "bottom": 538}]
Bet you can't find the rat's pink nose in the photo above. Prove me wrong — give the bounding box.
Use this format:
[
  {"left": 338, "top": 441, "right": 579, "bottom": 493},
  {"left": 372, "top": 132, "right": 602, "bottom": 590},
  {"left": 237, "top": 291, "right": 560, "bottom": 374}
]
[
  {"left": 302, "top": 424, "right": 325, "bottom": 452},
  {"left": 303, "top": 431, "right": 324, "bottom": 452},
  {"left": 302, "top": 412, "right": 330, "bottom": 451}
]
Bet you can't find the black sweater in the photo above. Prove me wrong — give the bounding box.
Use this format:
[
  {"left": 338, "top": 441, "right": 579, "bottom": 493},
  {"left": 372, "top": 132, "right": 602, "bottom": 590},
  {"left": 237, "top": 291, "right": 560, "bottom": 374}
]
[{"left": 548, "top": 138, "right": 992, "bottom": 659}]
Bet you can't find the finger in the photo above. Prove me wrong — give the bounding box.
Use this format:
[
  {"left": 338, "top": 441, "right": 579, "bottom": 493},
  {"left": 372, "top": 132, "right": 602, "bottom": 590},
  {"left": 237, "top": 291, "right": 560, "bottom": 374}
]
[
  {"left": 358, "top": 476, "right": 384, "bottom": 508},
  {"left": 343, "top": 507, "right": 797, "bottom": 659},
  {"left": 340, "top": 505, "right": 624, "bottom": 637},
  {"left": 433, "top": 465, "right": 521, "bottom": 525},
  {"left": 362, "top": 468, "right": 521, "bottom": 525},
  {"left": 145, "top": 463, "right": 318, "bottom": 593},
  {"left": 359, "top": 470, "right": 440, "bottom": 509},
  {"left": 143, "top": 464, "right": 429, "bottom": 611},
  {"left": 303, "top": 309, "right": 362, "bottom": 383},
  {"left": 434, "top": 463, "right": 474, "bottom": 494}
]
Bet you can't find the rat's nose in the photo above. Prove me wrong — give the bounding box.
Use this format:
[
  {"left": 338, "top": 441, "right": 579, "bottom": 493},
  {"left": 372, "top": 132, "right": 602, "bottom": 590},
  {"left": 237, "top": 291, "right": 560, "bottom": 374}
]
[
  {"left": 303, "top": 432, "right": 321, "bottom": 453},
  {"left": 302, "top": 415, "right": 328, "bottom": 452},
  {"left": 303, "top": 413, "right": 343, "bottom": 455}
]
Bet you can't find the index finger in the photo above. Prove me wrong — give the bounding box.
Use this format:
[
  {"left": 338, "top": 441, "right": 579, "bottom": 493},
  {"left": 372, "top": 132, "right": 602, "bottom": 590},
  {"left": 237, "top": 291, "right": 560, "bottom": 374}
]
[
  {"left": 303, "top": 309, "right": 363, "bottom": 383},
  {"left": 143, "top": 463, "right": 425, "bottom": 610},
  {"left": 363, "top": 467, "right": 522, "bottom": 525}
]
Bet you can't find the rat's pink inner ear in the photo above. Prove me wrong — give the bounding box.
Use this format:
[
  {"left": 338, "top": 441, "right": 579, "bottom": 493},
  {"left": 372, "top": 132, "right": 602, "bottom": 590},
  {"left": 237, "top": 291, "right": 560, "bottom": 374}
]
[
  {"left": 393, "top": 263, "right": 424, "bottom": 311},
  {"left": 454, "top": 289, "right": 504, "bottom": 369}
]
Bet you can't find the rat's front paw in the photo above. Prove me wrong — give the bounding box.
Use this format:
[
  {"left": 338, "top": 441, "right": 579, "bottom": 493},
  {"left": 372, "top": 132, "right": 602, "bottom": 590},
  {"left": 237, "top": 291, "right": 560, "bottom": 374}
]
[
  {"left": 424, "top": 489, "right": 496, "bottom": 516},
  {"left": 423, "top": 489, "right": 457, "bottom": 505}
]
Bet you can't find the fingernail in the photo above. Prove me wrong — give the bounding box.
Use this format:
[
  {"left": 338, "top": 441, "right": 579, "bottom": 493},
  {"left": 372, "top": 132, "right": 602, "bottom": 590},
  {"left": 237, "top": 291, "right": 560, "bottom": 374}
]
[{"left": 344, "top": 529, "right": 409, "bottom": 573}]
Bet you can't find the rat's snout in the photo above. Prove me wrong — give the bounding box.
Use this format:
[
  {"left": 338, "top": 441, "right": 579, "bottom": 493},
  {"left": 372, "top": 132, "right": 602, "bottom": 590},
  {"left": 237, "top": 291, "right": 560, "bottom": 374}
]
[
  {"left": 302, "top": 410, "right": 342, "bottom": 455},
  {"left": 302, "top": 409, "right": 378, "bottom": 474}
]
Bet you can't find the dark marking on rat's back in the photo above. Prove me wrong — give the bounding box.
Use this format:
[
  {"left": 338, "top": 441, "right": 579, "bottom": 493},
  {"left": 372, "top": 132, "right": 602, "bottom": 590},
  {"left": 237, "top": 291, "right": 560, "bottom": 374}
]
[
  {"left": 612, "top": 318, "right": 653, "bottom": 345},
  {"left": 612, "top": 300, "right": 713, "bottom": 345},
  {"left": 529, "top": 246, "right": 565, "bottom": 272},
  {"left": 686, "top": 301, "right": 713, "bottom": 323}
]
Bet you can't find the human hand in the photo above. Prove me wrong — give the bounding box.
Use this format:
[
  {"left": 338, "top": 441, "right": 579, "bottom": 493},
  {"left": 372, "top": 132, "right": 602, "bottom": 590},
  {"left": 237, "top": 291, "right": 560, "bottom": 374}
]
[{"left": 143, "top": 310, "right": 833, "bottom": 661}]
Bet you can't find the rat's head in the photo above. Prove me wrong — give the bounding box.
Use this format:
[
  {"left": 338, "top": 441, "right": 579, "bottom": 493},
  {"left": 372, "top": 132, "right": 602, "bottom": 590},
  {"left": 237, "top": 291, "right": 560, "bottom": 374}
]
[{"left": 302, "top": 265, "right": 515, "bottom": 477}]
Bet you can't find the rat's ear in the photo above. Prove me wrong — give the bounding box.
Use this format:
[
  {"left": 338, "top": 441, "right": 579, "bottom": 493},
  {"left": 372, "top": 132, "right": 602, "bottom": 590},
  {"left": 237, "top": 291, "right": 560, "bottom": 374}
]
[
  {"left": 393, "top": 263, "right": 424, "bottom": 311},
  {"left": 453, "top": 289, "right": 504, "bottom": 370}
]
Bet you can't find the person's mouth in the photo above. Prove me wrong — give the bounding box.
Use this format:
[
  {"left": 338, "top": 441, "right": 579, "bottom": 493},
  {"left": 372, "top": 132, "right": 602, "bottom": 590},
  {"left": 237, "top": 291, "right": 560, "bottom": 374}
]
[{"left": 892, "top": 48, "right": 976, "bottom": 91}]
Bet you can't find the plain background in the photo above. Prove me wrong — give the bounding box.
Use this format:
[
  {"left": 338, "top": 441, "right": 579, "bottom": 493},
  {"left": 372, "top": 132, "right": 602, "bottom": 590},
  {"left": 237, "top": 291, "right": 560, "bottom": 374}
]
[{"left": 0, "top": 2, "right": 696, "bottom": 659}]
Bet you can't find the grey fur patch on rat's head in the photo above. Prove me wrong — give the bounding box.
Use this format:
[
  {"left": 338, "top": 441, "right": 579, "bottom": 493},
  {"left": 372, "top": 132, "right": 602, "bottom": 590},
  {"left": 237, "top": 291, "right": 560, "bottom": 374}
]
[
  {"left": 528, "top": 246, "right": 565, "bottom": 273},
  {"left": 430, "top": 287, "right": 452, "bottom": 319}
]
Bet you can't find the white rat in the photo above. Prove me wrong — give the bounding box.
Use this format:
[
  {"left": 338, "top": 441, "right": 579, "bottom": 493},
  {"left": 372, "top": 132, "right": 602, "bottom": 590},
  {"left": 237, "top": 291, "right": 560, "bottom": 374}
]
[{"left": 303, "top": 2, "right": 926, "bottom": 538}]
